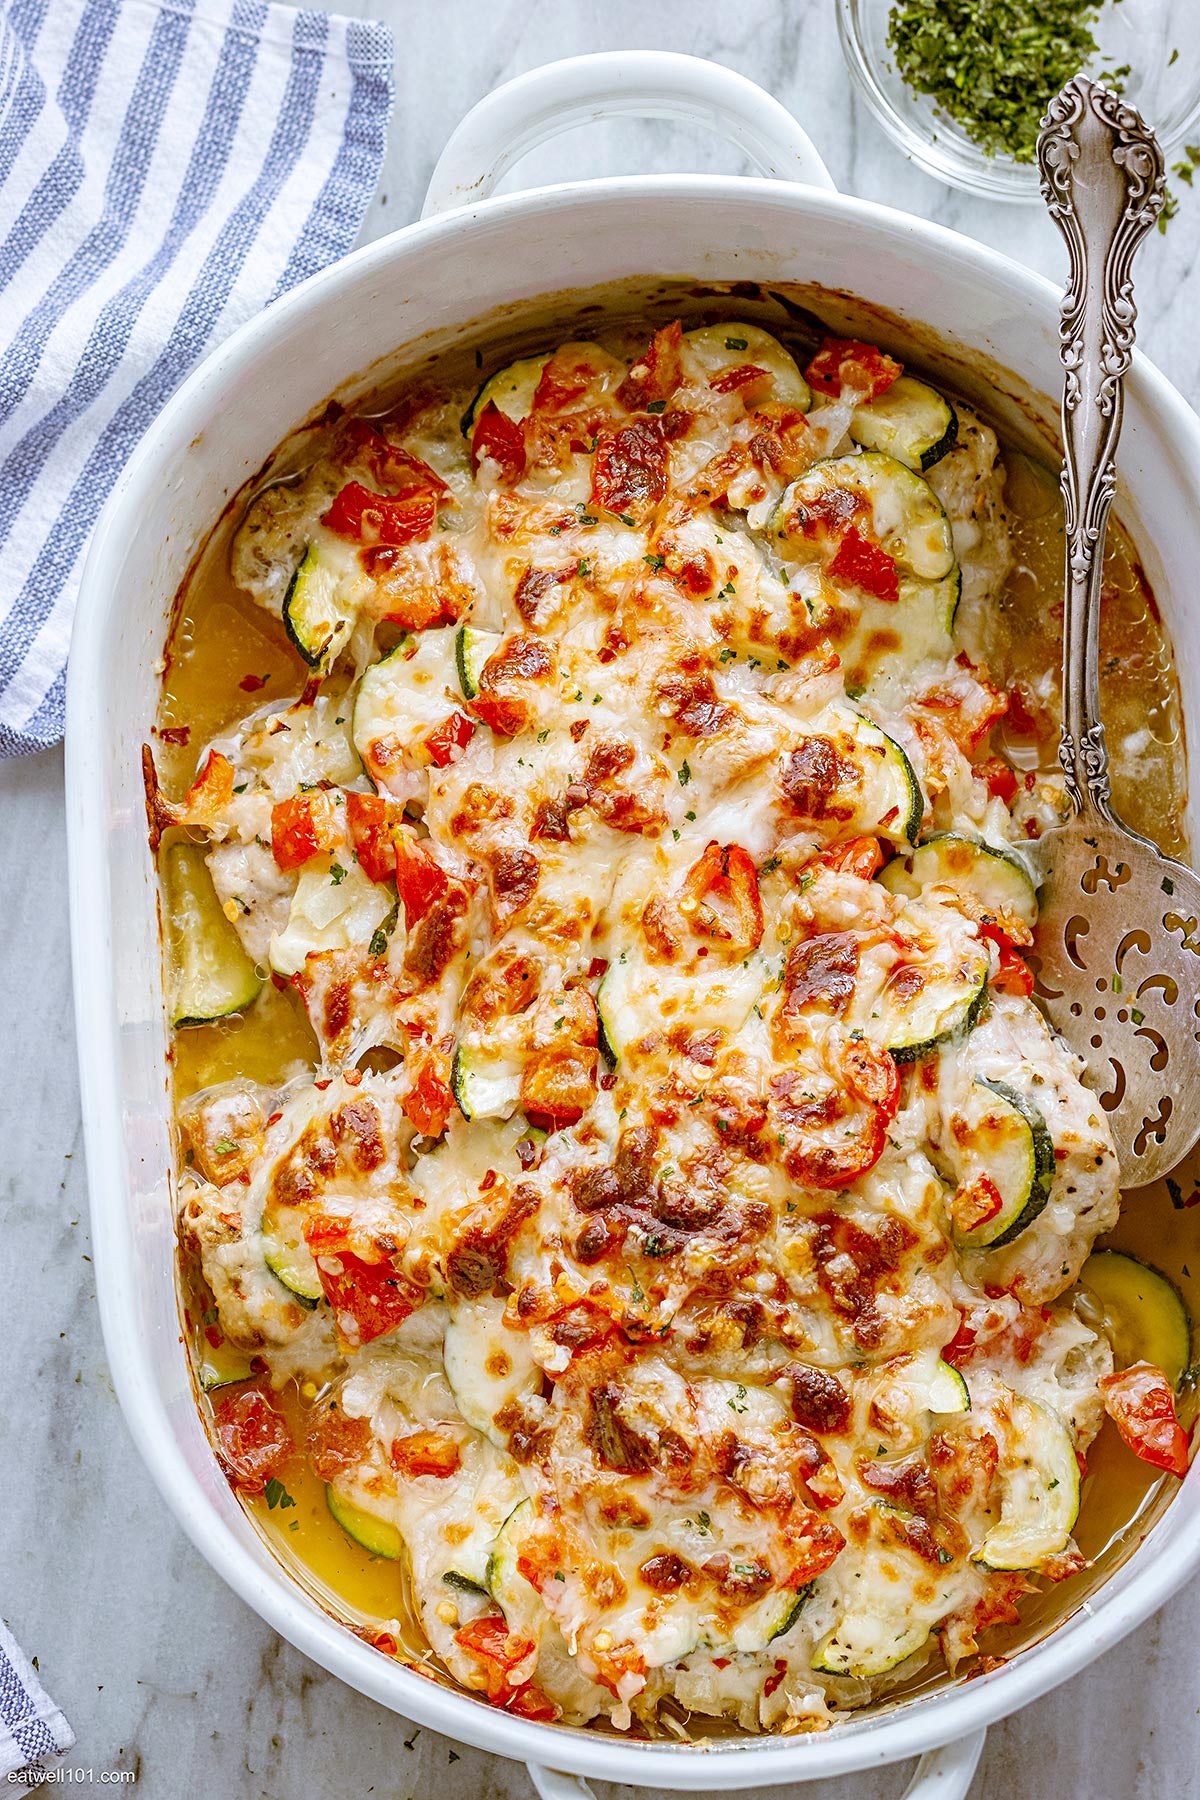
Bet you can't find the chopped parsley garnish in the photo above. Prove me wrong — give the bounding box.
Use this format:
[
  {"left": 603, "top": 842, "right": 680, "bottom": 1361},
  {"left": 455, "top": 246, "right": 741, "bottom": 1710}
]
[
  {"left": 369, "top": 926, "right": 389, "bottom": 957},
  {"left": 646, "top": 399, "right": 667, "bottom": 413},
  {"left": 328, "top": 862, "right": 347, "bottom": 885},
  {"left": 724, "top": 336, "right": 748, "bottom": 351},
  {"left": 678, "top": 761, "right": 692, "bottom": 786},
  {"left": 578, "top": 557, "right": 591, "bottom": 577},
  {"left": 212, "top": 1140, "right": 239, "bottom": 1157},
  {"left": 644, "top": 553, "right": 666, "bottom": 572},
  {"left": 537, "top": 729, "right": 550, "bottom": 743},
  {"left": 264, "top": 1477, "right": 296, "bottom": 1511},
  {"left": 887, "top": 0, "right": 1112, "bottom": 165}
]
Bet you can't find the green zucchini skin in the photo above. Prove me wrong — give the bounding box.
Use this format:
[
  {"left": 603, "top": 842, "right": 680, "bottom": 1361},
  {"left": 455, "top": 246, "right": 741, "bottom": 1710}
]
[
  {"left": 885, "top": 962, "right": 989, "bottom": 1064},
  {"left": 850, "top": 375, "right": 959, "bottom": 473},
  {"left": 1081, "top": 1250, "right": 1193, "bottom": 1389},
  {"left": 282, "top": 544, "right": 356, "bottom": 670},
  {"left": 164, "top": 842, "right": 263, "bottom": 1028},
  {"left": 948, "top": 1077, "right": 1056, "bottom": 1251},
  {"left": 326, "top": 1485, "right": 404, "bottom": 1559},
  {"left": 880, "top": 831, "right": 1039, "bottom": 929}
]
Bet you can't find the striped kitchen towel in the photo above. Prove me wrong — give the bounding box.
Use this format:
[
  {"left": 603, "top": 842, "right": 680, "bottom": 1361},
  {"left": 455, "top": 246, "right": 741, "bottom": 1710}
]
[
  {"left": 0, "top": 0, "right": 394, "bottom": 757},
  {"left": 0, "top": 1617, "right": 74, "bottom": 1788}
]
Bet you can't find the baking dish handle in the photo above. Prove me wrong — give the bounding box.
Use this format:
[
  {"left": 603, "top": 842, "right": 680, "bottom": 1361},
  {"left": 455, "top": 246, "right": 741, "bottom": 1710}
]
[
  {"left": 421, "top": 51, "right": 836, "bottom": 218},
  {"left": 525, "top": 1726, "right": 987, "bottom": 1800}
]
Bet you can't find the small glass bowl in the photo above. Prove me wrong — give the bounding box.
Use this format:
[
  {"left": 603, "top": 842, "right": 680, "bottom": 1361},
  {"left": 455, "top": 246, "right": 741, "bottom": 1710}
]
[{"left": 838, "top": 0, "right": 1200, "bottom": 202}]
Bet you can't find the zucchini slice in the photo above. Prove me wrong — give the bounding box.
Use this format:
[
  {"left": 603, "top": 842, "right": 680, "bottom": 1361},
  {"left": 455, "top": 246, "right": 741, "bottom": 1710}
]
[
  {"left": 812, "top": 1612, "right": 932, "bottom": 1679},
  {"left": 1081, "top": 1251, "right": 1193, "bottom": 1391},
  {"left": 352, "top": 627, "right": 460, "bottom": 790},
  {"left": 450, "top": 1043, "right": 523, "bottom": 1122},
  {"left": 261, "top": 1210, "right": 323, "bottom": 1306},
  {"left": 268, "top": 859, "right": 394, "bottom": 980},
  {"left": 283, "top": 544, "right": 357, "bottom": 670},
  {"left": 462, "top": 354, "right": 548, "bottom": 433},
  {"left": 772, "top": 452, "right": 957, "bottom": 584},
  {"left": 326, "top": 1485, "right": 404, "bottom": 1560},
  {"left": 455, "top": 624, "right": 502, "bottom": 701},
  {"left": 443, "top": 1297, "right": 541, "bottom": 1447},
  {"left": 866, "top": 940, "right": 989, "bottom": 1063},
  {"left": 781, "top": 702, "right": 923, "bottom": 848},
  {"left": 163, "top": 842, "right": 263, "bottom": 1027},
  {"left": 947, "top": 1078, "right": 1056, "bottom": 1251},
  {"left": 850, "top": 375, "right": 958, "bottom": 473},
  {"left": 977, "top": 1394, "right": 1080, "bottom": 1571},
  {"left": 595, "top": 943, "right": 765, "bottom": 1065},
  {"left": 683, "top": 323, "right": 812, "bottom": 410},
  {"left": 930, "top": 1359, "right": 971, "bottom": 1413},
  {"left": 880, "top": 832, "right": 1039, "bottom": 930},
  {"left": 196, "top": 1347, "right": 255, "bottom": 1392}
]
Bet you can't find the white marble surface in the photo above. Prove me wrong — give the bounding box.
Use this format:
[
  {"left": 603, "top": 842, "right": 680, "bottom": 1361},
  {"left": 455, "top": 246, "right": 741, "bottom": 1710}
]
[{"left": 4, "top": 3, "right": 1200, "bottom": 1796}]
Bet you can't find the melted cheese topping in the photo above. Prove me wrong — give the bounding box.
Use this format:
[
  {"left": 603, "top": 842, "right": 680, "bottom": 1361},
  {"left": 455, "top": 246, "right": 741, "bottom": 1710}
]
[{"left": 171, "top": 322, "right": 1123, "bottom": 1734}]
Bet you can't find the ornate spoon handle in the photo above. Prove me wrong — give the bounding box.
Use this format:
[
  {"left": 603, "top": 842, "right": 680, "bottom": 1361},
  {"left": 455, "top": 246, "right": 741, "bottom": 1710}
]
[{"left": 1037, "top": 76, "right": 1165, "bottom": 819}]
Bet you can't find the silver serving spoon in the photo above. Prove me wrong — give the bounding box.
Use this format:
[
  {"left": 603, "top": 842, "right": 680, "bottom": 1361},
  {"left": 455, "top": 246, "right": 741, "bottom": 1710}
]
[{"left": 1032, "top": 76, "right": 1200, "bottom": 1187}]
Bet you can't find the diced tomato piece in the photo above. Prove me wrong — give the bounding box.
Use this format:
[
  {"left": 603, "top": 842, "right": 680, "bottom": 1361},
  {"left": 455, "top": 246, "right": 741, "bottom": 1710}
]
[
  {"left": 816, "top": 835, "right": 885, "bottom": 879},
  {"left": 506, "top": 1682, "right": 560, "bottom": 1722},
  {"left": 952, "top": 1173, "right": 1005, "bottom": 1234},
  {"left": 394, "top": 835, "right": 450, "bottom": 924},
  {"left": 991, "top": 943, "right": 1034, "bottom": 997},
  {"left": 805, "top": 337, "right": 902, "bottom": 400},
  {"left": 322, "top": 481, "right": 437, "bottom": 546},
  {"left": 306, "top": 1406, "right": 373, "bottom": 1481},
  {"left": 710, "top": 363, "right": 771, "bottom": 395},
  {"left": 304, "top": 1241, "right": 424, "bottom": 1347},
  {"left": 453, "top": 1614, "right": 537, "bottom": 1703},
  {"left": 345, "top": 790, "right": 397, "bottom": 884},
  {"left": 270, "top": 791, "right": 338, "bottom": 871},
  {"left": 978, "top": 755, "right": 1019, "bottom": 805},
  {"left": 402, "top": 1051, "right": 453, "bottom": 1137},
  {"left": 471, "top": 401, "right": 527, "bottom": 483},
  {"left": 941, "top": 1316, "right": 978, "bottom": 1368},
  {"left": 342, "top": 418, "right": 448, "bottom": 493},
  {"left": 615, "top": 319, "right": 682, "bottom": 411},
  {"left": 590, "top": 417, "right": 668, "bottom": 524},
  {"left": 212, "top": 1387, "right": 294, "bottom": 1492},
  {"left": 390, "top": 1430, "right": 462, "bottom": 1478},
  {"left": 180, "top": 748, "right": 236, "bottom": 826},
  {"left": 1005, "top": 683, "right": 1044, "bottom": 739},
  {"left": 531, "top": 347, "right": 602, "bottom": 415},
  {"left": 1101, "top": 1363, "right": 1191, "bottom": 1478},
  {"left": 840, "top": 1036, "right": 900, "bottom": 1121},
  {"left": 678, "top": 842, "right": 764, "bottom": 954},
  {"left": 827, "top": 525, "right": 900, "bottom": 602},
  {"left": 424, "top": 709, "right": 476, "bottom": 767}
]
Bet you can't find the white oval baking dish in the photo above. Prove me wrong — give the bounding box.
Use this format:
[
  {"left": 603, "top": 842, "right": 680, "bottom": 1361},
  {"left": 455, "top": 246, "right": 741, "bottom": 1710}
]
[{"left": 66, "top": 52, "right": 1200, "bottom": 1800}]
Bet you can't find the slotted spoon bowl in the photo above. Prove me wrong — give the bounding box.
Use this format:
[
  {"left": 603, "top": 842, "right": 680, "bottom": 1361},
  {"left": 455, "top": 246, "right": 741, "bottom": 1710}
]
[{"left": 1033, "top": 76, "right": 1200, "bottom": 1186}]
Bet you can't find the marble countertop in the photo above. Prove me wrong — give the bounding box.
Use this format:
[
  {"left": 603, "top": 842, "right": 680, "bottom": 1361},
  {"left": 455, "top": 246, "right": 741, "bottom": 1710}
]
[{"left": 4, "top": 2, "right": 1199, "bottom": 1796}]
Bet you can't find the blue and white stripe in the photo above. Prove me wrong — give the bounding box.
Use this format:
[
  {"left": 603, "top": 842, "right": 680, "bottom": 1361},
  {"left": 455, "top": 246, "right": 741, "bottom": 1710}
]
[
  {"left": 0, "top": 0, "right": 394, "bottom": 756},
  {"left": 0, "top": 1615, "right": 74, "bottom": 1786}
]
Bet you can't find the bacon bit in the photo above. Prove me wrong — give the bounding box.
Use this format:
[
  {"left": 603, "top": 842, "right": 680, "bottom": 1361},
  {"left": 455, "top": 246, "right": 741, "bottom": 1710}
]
[
  {"left": 402, "top": 1052, "right": 453, "bottom": 1138},
  {"left": 816, "top": 835, "right": 884, "bottom": 879},
  {"left": 827, "top": 525, "right": 900, "bottom": 602},
  {"left": 393, "top": 836, "right": 450, "bottom": 924},
  {"left": 615, "top": 320, "right": 682, "bottom": 411},
  {"left": 159, "top": 724, "right": 191, "bottom": 745},
  {"left": 390, "top": 1430, "right": 462, "bottom": 1478},
  {"left": 345, "top": 790, "right": 398, "bottom": 884},
  {"left": 270, "top": 790, "right": 338, "bottom": 871},
  {"left": 471, "top": 401, "right": 526, "bottom": 483},
  {"left": 591, "top": 417, "right": 668, "bottom": 524},
  {"left": 805, "top": 337, "right": 902, "bottom": 400},
  {"left": 676, "top": 842, "right": 764, "bottom": 953},
  {"left": 323, "top": 481, "right": 437, "bottom": 546},
  {"left": 952, "top": 1173, "right": 1005, "bottom": 1235},
  {"left": 991, "top": 943, "right": 1034, "bottom": 997},
  {"left": 425, "top": 709, "right": 476, "bottom": 767},
  {"left": 710, "top": 362, "right": 771, "bottom": 395},
  {"left": 1101, "top": 1363, "right": 1191, "bottom": 1477},
  {"left": 211, "top": 1387, "right": 293, "bottom": 1492}
]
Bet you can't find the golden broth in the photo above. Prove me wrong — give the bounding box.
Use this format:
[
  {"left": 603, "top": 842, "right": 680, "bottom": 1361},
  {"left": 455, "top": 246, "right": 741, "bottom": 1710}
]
[{"left": 159, "top": 341, "right": 1193, "bottom": 1723}]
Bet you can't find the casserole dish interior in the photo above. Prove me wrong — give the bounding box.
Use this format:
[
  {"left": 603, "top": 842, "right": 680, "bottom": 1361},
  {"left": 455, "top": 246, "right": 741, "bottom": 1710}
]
[{"left": 69, "top": 186, "right": 1200, "bottom": 1789}]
